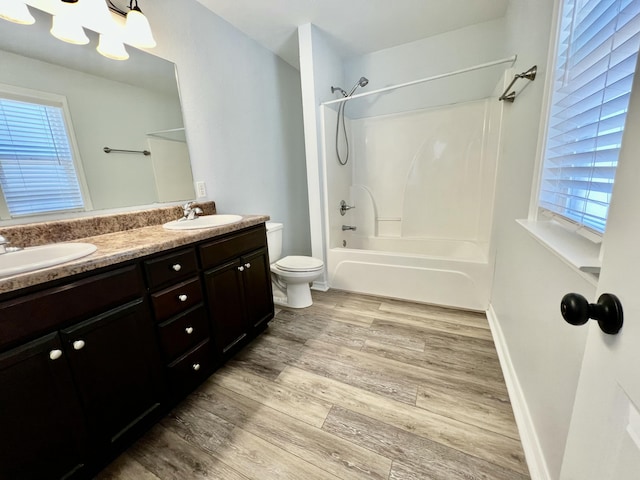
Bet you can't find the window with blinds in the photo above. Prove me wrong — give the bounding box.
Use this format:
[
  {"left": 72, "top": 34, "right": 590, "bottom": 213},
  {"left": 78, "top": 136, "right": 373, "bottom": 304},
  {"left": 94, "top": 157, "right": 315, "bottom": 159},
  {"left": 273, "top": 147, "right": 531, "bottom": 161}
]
[
  {"left": 0, "top": 95, "right": 85, "bottom": 217},
  {"left": 538, "top": 0, "right": 640, "bottom": 234}
]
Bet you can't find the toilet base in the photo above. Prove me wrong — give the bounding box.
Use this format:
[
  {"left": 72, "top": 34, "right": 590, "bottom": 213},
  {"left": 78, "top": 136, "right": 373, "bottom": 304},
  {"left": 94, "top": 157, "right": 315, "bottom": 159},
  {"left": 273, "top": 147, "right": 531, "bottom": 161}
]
[
  {"left": 271, "top": 281, "right": 313, "bottom": 309},
  {"left": 284, "top": 282, "right": 313, "bottom": 308}
]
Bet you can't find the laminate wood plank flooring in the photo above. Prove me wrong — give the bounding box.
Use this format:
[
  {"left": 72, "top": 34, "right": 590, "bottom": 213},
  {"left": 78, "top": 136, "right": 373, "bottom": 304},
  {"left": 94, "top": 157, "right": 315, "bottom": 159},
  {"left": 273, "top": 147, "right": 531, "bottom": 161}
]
[{"left": 98, "top": 289, "right": 530, "bottom": 480}]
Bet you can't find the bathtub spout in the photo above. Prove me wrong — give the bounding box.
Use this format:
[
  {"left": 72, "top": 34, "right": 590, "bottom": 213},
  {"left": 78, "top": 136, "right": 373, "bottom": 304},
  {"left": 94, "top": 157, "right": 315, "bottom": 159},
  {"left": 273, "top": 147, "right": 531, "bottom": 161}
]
[{"left": 342, "top": 225, "right": 357, "bottom": 231}]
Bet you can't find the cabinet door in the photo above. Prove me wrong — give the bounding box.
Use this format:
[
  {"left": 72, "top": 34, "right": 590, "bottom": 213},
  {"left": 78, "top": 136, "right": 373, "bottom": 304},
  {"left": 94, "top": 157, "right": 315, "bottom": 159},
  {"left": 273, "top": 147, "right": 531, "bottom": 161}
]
[
  {"left": 61, "top": 298, "right": 164, "bottom": 449},
  {"left": 241, "top": 247, "right": 274, "bottom": 330},
  {"left": 0, "top": 332, "right": 87, "bottom": 480},
  {"left": 204, "top": 258, "right": 247, "bottom": 355}
]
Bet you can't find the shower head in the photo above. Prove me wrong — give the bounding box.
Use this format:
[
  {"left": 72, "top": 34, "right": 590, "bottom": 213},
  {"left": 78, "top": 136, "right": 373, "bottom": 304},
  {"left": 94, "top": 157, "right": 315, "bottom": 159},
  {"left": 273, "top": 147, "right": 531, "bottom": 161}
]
[{"left": 347, "top": 76, "right": 369, "bottom": 96}]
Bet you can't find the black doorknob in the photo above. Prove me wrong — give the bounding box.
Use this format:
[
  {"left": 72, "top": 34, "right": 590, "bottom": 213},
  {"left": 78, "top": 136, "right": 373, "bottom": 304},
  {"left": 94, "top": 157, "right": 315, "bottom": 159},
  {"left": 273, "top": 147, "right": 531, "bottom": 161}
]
[{"left": 560, "top": 293, "right": 623, "bottom": 335}]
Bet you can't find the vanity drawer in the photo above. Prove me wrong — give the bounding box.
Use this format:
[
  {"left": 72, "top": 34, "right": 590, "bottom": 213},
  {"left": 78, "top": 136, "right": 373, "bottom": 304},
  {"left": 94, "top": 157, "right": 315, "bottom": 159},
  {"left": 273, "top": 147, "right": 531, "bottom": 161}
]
[
  {"left": 167, "top": 338, "right": 212, "bottom": 393},
  {"left": 200, "top": 225, "right": 267, "bottom": 270},
  {"left": 150, "top": 277, "right": 202, "bottom": 323},
  {"left": 144, "top": 248, "right": 198, "bottom": 290},
  {"left": 157, "top": 306, "right": 208, "bottom": 361},
  {"left": 0, "top": 264, "right": 144, "bottom": 350}
]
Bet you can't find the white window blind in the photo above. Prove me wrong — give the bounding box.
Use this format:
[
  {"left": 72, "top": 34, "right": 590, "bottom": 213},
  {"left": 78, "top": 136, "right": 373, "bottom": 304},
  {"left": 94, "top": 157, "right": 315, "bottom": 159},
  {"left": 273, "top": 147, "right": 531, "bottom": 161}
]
[
  {"left": 0, "top": 96, "right": 85, "bottom": 217},
  {"left": 539, "top": 0, "right": 640, "bottom": 233}
]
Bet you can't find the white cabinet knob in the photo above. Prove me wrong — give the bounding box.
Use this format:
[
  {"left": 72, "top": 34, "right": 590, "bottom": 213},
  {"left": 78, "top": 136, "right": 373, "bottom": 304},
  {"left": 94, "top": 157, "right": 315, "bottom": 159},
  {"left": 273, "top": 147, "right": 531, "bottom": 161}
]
[
  {"left": 244, "top": 263, "right": 251, "bottom": 269},
  {"left": 238, "top": 266, "right": 245, "bottom": 272},
  {"left": 192, "top": 363, "right": 201, "bottom": 371},
  {"left": 178, "top": 294, "right": 188, "bottom": 302},
  {"left": 49, "top": 349, "right": 63, "bottom": 360},
  {"left": 185, "top": 326, "right": 194, "bottom": 335},
  {"left": 172, "top": 264, "right": 182, "bottom": 272},
  {"left": 73, "top": 340, "right": 85, "bottom": 351}
]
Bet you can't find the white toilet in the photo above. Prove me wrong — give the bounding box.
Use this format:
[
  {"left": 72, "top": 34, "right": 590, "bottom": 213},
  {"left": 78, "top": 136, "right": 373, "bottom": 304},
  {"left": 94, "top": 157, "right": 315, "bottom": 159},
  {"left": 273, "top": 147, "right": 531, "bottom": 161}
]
[{"left": 265, "top": 222, "right": 324, "bottom": 308}]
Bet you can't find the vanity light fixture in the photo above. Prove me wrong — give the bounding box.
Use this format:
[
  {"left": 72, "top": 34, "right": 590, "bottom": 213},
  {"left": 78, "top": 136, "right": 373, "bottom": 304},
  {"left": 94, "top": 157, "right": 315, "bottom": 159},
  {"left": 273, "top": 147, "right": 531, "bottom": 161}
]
[
  {"left": 50, "top": 0, "right": 90, "bottom": 45},
  {"left": 0, "top": 1, "right": 154, "bottom": 61},
  {"left": 97, "top": 33, "right": 129, "bottom": 60},
  {"left": 85, "top": 0, "right": 131, "bottom": 61},
  {"left": 108, "top": 0, "right": 156, "bottom": 49},
  {"left": 0, "top": 0, "right": 35, "bottom": 25}
]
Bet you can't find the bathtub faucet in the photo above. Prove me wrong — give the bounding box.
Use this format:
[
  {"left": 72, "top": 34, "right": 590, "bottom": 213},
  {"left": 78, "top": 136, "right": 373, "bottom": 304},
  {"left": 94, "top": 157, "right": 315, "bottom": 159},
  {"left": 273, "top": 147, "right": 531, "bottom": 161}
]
[
  {"left": 339, "top": 200, "right": 355, "bottom": 216},
  {"left": 342, "top": 225, "right": 357, "bottom": 231}
]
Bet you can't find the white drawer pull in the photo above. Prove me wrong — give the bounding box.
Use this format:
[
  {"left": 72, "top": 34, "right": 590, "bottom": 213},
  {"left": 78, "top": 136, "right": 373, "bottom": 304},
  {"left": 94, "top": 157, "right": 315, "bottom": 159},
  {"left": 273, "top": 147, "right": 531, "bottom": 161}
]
[
  {"left": 244, "top": 263, "right": 251, "bottom": 269},
  {"left": 49, "top": 349, "right": 63, "bottom": 360},
  {"left": 172, "top": 264, "right": 182, "bottom": 272},
  {"left": 238, "top": 266, "right": 245, "bottom": 272},
  {"left": 73, "top": 340, "right": 85, "bottom": 351},
  {"left": 178, "top": 294, "right": 188, "bottom": 302},
  {"left": 185, "top": 326, "right": 194, "bottom": 335},
  {"left": 192, "top": 363, "right": 201, "bottom": 371}
]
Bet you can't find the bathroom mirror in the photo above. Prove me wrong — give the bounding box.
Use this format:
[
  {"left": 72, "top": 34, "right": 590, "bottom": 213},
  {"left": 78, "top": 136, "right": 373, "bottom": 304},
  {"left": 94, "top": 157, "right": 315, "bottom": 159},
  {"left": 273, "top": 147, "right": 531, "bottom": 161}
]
[{"left": 0, "top": 6, "right": 195, "bottom": 218}]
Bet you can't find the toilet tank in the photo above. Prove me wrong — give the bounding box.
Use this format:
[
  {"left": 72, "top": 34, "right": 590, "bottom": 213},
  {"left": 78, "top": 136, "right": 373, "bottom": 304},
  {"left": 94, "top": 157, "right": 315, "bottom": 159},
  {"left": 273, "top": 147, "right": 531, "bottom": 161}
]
[{"left": 265, "top": 222, "right": 283, "bottom": 262}]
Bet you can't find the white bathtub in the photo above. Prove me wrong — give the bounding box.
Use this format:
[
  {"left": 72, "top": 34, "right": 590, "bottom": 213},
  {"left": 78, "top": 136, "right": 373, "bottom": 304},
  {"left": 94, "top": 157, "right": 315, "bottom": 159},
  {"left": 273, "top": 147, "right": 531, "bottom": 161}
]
[{"left": 327, "top": 236, "right": 492, "bottom": 311}]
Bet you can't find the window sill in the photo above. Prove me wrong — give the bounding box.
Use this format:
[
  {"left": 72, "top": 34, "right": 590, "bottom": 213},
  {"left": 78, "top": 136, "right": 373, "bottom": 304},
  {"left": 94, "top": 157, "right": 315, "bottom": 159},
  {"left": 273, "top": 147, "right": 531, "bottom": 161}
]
[{"left": 516, "top": 219, "right": 601, "bottom": 285}]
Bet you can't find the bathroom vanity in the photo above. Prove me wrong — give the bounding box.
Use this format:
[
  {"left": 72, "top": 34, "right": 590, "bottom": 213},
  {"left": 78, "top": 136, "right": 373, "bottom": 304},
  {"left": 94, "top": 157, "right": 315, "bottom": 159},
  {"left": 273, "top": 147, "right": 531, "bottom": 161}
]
[{"left": 0, "top": 206, "right": 274, "bottom": 479}]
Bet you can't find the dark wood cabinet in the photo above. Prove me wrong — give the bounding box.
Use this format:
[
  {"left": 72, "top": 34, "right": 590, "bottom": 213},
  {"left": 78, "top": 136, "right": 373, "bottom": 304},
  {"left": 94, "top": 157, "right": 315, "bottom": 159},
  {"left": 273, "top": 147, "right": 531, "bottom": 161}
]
[
  {"left": 242, "top": 247, "right": 274, "bottom": 331},
  {"left": 60, "top": 298, "right": 164, "bottom": 450},
  {"left": 204, "top": 258, "right": 247, "bottom": 354},
  {"left": 201, "top": 226, "right": 274, "bottom": 358},
  {"left": 0, "top": 222, "right": 273, "bottom": 478},
  {"left": 0, "top": 264, "right": 164, "bottom": 479},
  {"left": 144, "top": 246, "right": 213, "bottom": 397},
  {"left": 0, "top": 333, "right": 87, "bottom": 480}
]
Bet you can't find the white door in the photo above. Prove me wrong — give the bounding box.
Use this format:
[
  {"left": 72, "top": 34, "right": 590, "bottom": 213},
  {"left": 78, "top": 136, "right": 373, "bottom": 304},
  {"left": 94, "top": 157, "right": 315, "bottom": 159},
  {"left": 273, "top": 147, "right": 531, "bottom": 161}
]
[{"left": 559, "top": 67, "right": 640, "bottom": 479}]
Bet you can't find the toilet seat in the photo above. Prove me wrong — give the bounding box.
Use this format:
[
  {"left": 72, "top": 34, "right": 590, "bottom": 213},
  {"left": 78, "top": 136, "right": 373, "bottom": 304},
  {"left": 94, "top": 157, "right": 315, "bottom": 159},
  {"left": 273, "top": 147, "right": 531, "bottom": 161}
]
[{"left": 275, "top": 255, "right": 323, "bottom": 273}]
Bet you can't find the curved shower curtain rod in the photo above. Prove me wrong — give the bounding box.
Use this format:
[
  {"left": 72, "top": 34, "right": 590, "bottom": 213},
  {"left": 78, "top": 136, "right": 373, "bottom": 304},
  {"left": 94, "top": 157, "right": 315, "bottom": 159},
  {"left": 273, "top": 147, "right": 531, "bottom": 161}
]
[{"left": 321, "top": 54, "right": 518, "bottom": 106}]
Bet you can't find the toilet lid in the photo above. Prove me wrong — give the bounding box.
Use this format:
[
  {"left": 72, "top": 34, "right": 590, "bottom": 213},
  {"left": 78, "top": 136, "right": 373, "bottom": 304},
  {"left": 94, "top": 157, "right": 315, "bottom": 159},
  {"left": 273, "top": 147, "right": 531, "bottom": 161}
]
[{"left": 275, "top": 256, "right": 324, "bottom": 272}]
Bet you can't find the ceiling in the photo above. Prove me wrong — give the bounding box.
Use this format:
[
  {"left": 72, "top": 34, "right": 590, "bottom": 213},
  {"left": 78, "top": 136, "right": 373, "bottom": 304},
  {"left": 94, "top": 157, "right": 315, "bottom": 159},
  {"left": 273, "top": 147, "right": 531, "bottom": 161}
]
[{"left": 196, "top": 0, "right": 510, "bottom": 69}]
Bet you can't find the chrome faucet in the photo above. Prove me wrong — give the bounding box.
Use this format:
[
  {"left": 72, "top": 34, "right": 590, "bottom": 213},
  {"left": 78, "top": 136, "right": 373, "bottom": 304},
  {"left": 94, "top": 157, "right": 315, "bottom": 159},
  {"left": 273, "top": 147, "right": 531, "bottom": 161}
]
[
  {"left": 342, "top": 225, "right": 357, "bottom": 231},
  {"left": 339, "top": 200, "right": 355, "bottom": 216},
  {"left": 181, "top": 201, "right": 203, "bottom": 221}
]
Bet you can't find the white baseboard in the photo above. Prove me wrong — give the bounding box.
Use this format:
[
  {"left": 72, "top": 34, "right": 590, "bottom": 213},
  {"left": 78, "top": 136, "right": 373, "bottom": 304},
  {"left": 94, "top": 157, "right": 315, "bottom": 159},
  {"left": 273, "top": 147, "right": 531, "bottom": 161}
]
[{"left": 486, "top": 304, "right": 552, "bottom": 480}]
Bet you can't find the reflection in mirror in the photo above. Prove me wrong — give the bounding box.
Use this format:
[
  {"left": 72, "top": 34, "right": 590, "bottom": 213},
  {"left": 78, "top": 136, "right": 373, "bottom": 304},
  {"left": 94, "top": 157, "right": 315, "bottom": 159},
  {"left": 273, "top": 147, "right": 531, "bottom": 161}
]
[{"left": 0, "top": 6, "right": 195, "bottom": 221}]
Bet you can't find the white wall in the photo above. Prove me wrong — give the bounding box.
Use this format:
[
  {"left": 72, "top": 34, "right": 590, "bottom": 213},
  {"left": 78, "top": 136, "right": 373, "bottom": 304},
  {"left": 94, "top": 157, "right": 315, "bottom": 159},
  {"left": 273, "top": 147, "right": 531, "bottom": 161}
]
[
  {"left": 343, "top": 18, "right": 508, "bottom": 118},
  {"left": 145, "top": 0, "right": 310, "bottom": 256},
  {"left": 490, "top": 0, "right": 594, "bottom": 477},
  {"left": 299, "top": 23, "right": 347, "bottom": 284}
]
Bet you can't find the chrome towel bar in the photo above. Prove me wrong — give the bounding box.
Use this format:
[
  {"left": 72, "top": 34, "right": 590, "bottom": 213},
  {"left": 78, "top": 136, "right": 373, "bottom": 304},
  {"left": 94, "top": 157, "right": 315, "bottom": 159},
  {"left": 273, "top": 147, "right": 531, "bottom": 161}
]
[
  {"left": 499, "top": 65, "right": 537, "bottom": 103},
  {"left": 103, "top": 147, "right": 151, "bottom": 156}
]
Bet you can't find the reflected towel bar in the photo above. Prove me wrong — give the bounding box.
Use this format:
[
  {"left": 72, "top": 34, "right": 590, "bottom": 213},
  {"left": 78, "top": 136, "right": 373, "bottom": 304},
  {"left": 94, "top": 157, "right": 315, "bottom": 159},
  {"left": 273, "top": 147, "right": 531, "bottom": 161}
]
[
  {"left": 103, "top": 147, "right": 151, "bottom": 156},
  {"left": 499, "top": 65, "right": 537, "bottom": 103}
]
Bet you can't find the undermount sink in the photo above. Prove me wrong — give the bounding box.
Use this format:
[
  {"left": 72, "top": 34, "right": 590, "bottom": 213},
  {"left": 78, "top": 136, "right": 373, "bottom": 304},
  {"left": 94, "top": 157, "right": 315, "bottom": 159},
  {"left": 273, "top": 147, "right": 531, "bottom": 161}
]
[
  {"left": 0, "top": 242, "right": 97, "bottom": 278},
  {"left": 163, "top": 214, "right": 243, "bottom": 230}
]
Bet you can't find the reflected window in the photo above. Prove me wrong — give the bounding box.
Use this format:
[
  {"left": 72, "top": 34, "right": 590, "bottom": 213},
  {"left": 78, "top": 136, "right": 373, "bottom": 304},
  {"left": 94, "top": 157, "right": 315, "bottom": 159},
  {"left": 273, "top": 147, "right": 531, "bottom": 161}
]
[{"left": 0, "top": 87, "right": 87, "bottom": 218}]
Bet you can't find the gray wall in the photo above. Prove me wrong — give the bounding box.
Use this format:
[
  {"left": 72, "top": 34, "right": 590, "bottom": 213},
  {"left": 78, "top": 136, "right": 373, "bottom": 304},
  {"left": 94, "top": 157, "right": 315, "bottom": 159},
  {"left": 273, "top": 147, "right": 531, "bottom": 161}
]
[
  {"left": 491, "top": 0, "right": 594, "bottom": 477},
  {"left": 146, "top": 0, "right": 311, "bottom": 257}
]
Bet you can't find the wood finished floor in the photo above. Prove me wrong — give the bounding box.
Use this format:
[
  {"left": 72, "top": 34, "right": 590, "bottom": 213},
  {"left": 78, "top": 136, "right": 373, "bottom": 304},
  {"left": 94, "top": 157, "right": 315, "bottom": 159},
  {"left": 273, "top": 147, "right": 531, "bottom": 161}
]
[{"left": 98, "top": 290, "right": 530, "bottom": 480}]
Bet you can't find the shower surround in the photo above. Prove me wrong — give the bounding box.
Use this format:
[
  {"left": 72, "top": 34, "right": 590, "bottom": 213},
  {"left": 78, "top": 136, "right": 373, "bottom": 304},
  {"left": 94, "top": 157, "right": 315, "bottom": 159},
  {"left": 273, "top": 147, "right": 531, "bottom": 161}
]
[{"left": 322, "top": 95, "right": 503, "bottom": 310}]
